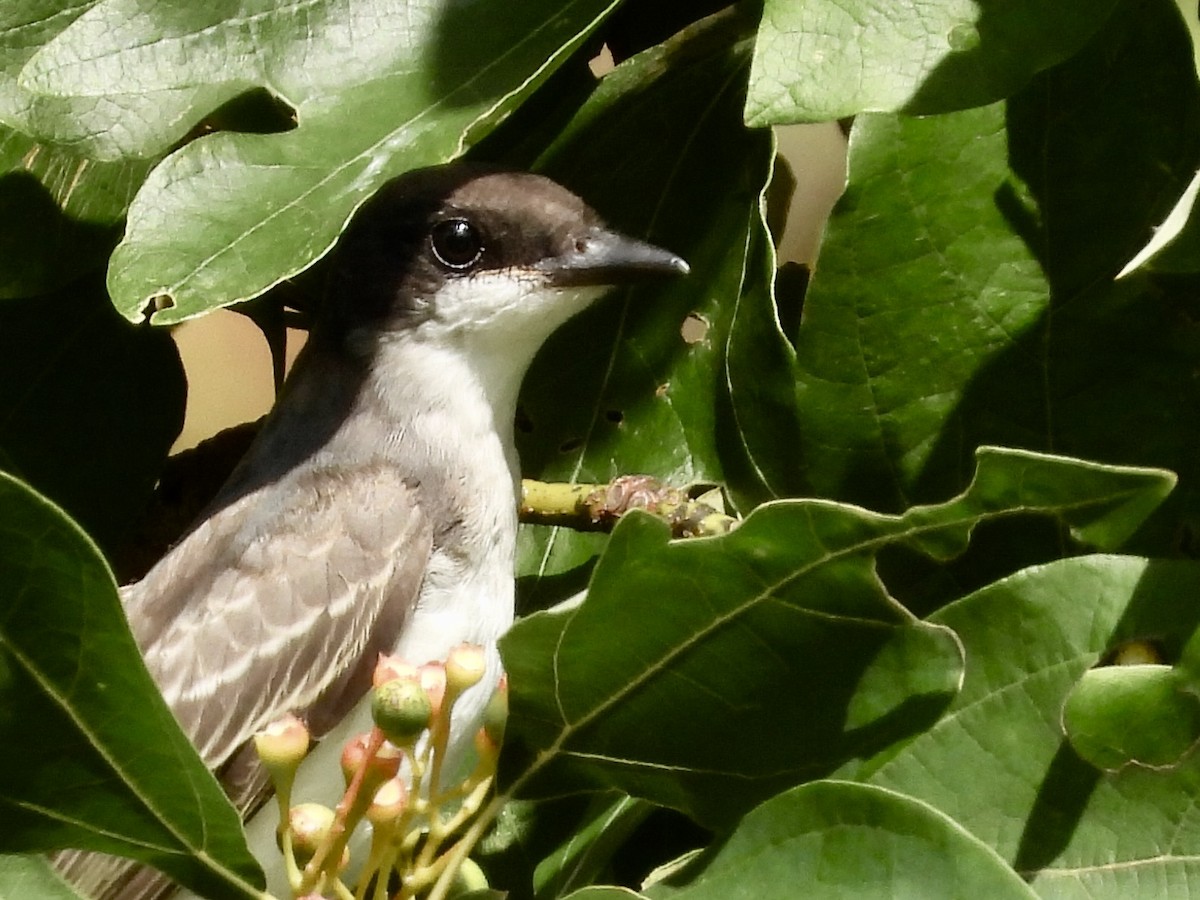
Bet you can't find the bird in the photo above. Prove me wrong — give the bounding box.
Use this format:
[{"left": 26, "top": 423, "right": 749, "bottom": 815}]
[{"left": 61, "top": 162, "right": 689, "bottom": 899}]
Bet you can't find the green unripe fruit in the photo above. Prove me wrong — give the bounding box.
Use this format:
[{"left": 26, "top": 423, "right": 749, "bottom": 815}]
[{"left": 372, "top": 676, "right": 433, "bottom": 745}]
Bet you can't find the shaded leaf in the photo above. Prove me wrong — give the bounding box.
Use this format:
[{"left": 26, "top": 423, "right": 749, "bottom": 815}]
[
  {"left": 753, "top": 0, "right": 1200, "bottom": 559},
  {"left": 0, "top": 3, "right": 151, "bottom": 297},
  {"left": 745, "top": 0, "right": 1121, "bottom": 124},
  {"left": 563, "top": 889, "right": 649, "bottom": 900},
  {"left": 501, "top": 447, "right": 1171, "bottom": 828},
  {"left": 516, "top": 11, "right": 771, "bottom": 588},
  {"left": 863, "top": 555, "right": 1200, "bottom": 897},
  {"left": 0, "top": 474, "right": 261, "bottom": 896},
  {"left": 1062, "top": 664, "right": 1200, "bottom": 771},
  {"left": 649, "top": 781, "right": 1036, "bottom": 900},
  {"left": 0, "top": 278, "right": 185, "bottom": 555},
  {"left": 534, "top": 795, "right": 653, "bottom": 900}
]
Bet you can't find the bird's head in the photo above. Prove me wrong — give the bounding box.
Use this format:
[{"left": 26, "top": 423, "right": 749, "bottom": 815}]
[{"left": 320, "top": 164, "right": 688, "bottom": 361}]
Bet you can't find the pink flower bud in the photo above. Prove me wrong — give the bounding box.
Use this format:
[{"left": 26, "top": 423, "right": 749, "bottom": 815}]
[
  {"left": 340, "top": 732, "right": 402, "bottom": 789},
  {"left": 366, "top": 776, "right": 409, "bottom": 825},
  {"left": 287, "top": 803, "right": 335, "bottom": 865},
  {"left": 418, "top": 661, "right": 447, "bottom": 719},
  {"left": 373, "top": 653, "right": 419, "bottom": 688}
]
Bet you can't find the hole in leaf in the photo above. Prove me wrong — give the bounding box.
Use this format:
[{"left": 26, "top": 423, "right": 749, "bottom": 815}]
[
  {"left": 680, "top": 313, "right": 709, "bottom": 345},
  {"left": 171, "top": 87, "right": 298, "bottom": 154},
  {"left": 1100, "top": 638, "right": 1167, "bottom": 667},
  {"left": 559, "top": 437, "right": 583, "bottom": 454},
  {"left": 605, "top": 409, "right": 624, "bottom": 425}
]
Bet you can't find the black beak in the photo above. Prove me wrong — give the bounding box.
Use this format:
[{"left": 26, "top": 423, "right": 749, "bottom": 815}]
[{"left": 539, "top": 228, "right": 690, "bottom": 287}]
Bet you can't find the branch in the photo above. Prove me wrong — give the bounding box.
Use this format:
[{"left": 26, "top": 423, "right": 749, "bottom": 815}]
[{"left": 520, "top": 475, "right": 737, "bottom": 538}]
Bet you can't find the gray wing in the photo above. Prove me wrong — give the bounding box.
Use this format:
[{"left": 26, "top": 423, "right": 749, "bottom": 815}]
[
  {"left": 56, "top": 462, "right": 431, "bottom": 900},
  {"left": 126, "top": 459, "right": 432, "bottom": 769}
]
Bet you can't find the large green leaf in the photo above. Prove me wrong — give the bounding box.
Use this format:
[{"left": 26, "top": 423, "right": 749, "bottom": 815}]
[
  {"left": 500, "top": 447, "right": 1172, "bottom": 828},
  {"left": 648, "top": 782, "right": 1037, "bottom": 899},
  {"left": 0, "top": 474, "right": 261, "bottom": 897},
  {"left": 21, "top": 0, "right": 625, "bottom": 323},
  {"left": 533, "top": 795, "right": 653, "bottom": 900},
  {"left": 0, "top": 279, "right": 185, "bottom": 556},
  {"left": 744, "top": 0, "right": 1123, "bottom": 124},
  {"left": 0, "top": 4, "right": 151, "bottom": 297},
  {"left": 514, "top": 12, "right": 770, "bottom": 593},
  {"left": 861, "top": 555, "right": 1200, "bottom": 898},
  {"left": 746, "top": 0, "right": 1200, "bottom": 552}
]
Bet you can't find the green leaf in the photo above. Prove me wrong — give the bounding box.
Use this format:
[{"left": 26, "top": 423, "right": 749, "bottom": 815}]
[
  {"left": 534, "top": 795, "right": 653, "bottom": 900},
  {"left": 0, "top": 854, "right": 87, "bottom": 900},
  {"left": 1062, "top": 664, "right": 1200, "bottom": 771},
  {"left": 863, "top": 554, "right": 1200, "bottom": 897},
  {"left": 0, "top": 474, "right": 262, "bottom": 897},
  {"left": 515, "top": 11, "right": 771, "bottom": 589},
  {"left": 562, "top": 889, "right": 649, "bottom": 900},
  {"left": 0, "top": 1, "right": 99, "bottom": 137},
  {"left": 0, "top": 131, "right": 148, "bottom": 298},
  {"left": 721, "top": 164, "right": 807, "bottom": 508},
  {"left": 501, "top": 447, "right": 1171, "bottom": 828},
  {"left": 744, "top": 0, "right": 1122, "bottom": 124},
  {"left": 63, "top": 0, "right": 623, "bottom": 323},
  {"left": 648, "top": 782, "right": 1037, "bottom": 900},
  {"left": 1120, "top": 0, "right": 1200, "bottom": 274},
  {"left": 756, "top": 0, "right": 1200, "bottom": 555},
  {"left": 0, "top": 279, "right": 185, "bottom": 555},
  {"left": 0, "top": 4, "right": 152, "bottom": 297}
]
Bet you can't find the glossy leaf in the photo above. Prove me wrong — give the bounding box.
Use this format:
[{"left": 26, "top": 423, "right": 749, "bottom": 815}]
[
  {"left": 49, "top": 0, "right": 625, "bottom": 323},
  {"left": 501, "top": 447, "right": 1172, "bottom": 828},
  {"left": 1062, "top": 664, "right": 1200, "bottom": 771},
  {"left": 756, "top": 0, "right": 1200, "bottom": 556},
  {"left": 864, "top": 555, "right": 1200, "bottom": 898},
  {"left": 649, "top": 782, "right": 1037, "bottom": 899},
  {"left": 745, "top": 0, "right": 1121, "bottom": 124},
  {"left": 0, "top": 474, "right": 261, "bottom": 896}
]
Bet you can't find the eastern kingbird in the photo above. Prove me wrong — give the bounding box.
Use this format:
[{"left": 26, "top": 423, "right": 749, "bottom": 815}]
[{"left": 63, "top": 163, "right": 688, "bottom": 899}]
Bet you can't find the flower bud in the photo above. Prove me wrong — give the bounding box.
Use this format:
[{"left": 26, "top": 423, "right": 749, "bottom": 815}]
[
  {"left": 418, "top": 661, "right": 447, "bottom": 719},
  {"left": 372, "top": 677, "right": 433, "bottom": 746},
  {"left": 287, "top": 803, "right": 335, "bottom": 865},
  {"left": 365, "top": 776, "right": 408, "bottom": 826},
  {"left": 482, "top": 673, "right": 508, "bottom": 743},
  {"left": 253, "top": 714, "right": 310, "bottom": 769},
  {"left": 373, "top": 653, "right": 419, "bottom": 688},
  {"left": 445, "top": 643, "right": 487, "bottom": 695},
  {"left": 473, "top": 726, "right": 500, "bottom": 769},
  {"left": 340, "top": 732, "right": 402, "bottom": 790},
  {"left": 450, "top": 858, "right": 489, "bottom": 895}
]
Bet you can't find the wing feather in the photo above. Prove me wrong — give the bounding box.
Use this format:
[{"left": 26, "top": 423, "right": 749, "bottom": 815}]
[
  {"left": 56, "top": 461, "right": 431, "bottom": 900},
  {"left": 125, "top": 460, "right": 431, "bottom": 768}
]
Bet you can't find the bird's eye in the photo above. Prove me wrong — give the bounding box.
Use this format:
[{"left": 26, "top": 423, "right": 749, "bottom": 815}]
[{"left": 430, "top": 218, "right": 483, "bottom": 270}]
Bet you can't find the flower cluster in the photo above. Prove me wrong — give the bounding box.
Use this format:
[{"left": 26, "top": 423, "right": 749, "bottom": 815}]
[{"left": 252, "top": 643, "right": 507, "bottom": 900}]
